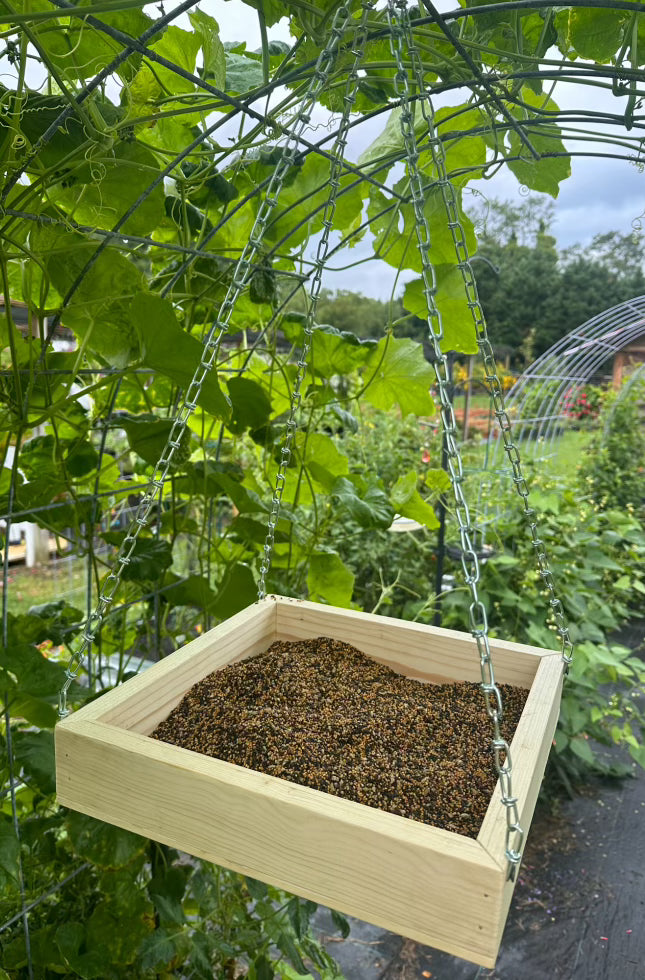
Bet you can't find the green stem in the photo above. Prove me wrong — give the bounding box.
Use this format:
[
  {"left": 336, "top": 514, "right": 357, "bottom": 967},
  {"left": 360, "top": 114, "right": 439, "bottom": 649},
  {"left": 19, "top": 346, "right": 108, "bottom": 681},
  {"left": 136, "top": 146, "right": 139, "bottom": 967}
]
[
  {"left": 2, "top": 0, "right": 150, "bottom": 24},
  {"left": 0, "top": 249, "right": 23, "bottom": 410},
  {"left": 257, "top": 0, "right": 270, "bottom": 87}
]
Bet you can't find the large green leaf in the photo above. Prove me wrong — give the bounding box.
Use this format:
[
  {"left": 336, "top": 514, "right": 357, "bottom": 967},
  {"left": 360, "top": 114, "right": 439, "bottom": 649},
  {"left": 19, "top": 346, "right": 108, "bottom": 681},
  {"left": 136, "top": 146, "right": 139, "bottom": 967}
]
[
  {"left": 274, "top": 431, "right": 350, "bottom": 506},
  {"left": 19, "top": 434, "right": 58, "bottom": 482},
  {"left": 225, "top": 51, "right": 265, "bottom": 93},
  {"left": 213, "top": 563, "right": 257, "bottom": 618},
  {"left": 360, "top": 102, "right": 486, "bottom": 184},
  {"left": 31, "top": 225, "right": 142, "bottom": 368},
  {"left": 162, "top": 573, "right": 217, "bottom": 612},
  {"left": 55, "top": 922, "right": 108, "bottom": 980},
  {"left": 101, "top": 533, "right": 173, "bottom": 582},
  {"left": 330, "top": 477, "right": 394, "bottom": 529},
  {"left": 226, "top": 377, "right": 273, "bottom": 433},
  {"left": 190, "top": 9, "right": 226, "bottom": 88},
  {"left": 434, "top": 105, "right": 487, "bottom": 182},
  {"left": 507, "top": 89, "right": 570, "bottom": 198},
  {"left": 12, "top": 730, "right": 56, "bottom": 795},
  {"left": 229, "top": 515, "right": 289, "bottom": 546},
  {"left": 358, "top": 104, "right": 425, "bottom": 167},
  {"left": 310, "top": 326, "right": 376, "bottom": 379},
  {"left": 9, "top": 696, "right": 58, "bottom": 729},
  {"left": 423, "top": 468, "right": 452, "bottom": 495},
  {"left": 0, "top": 642, "right": 66, "bottom": 698},
  {"left": 403, "top": 270, "right": 478, "bottom": 354},
  {"left": 132, "top": 293, "right": 231, "bottom": 420},
  {"left": 260, "top": 153, "right": 364, "bottom": 248},
  {"left": 120, "top": 413, "right": 193, "bottom": 469},
  {"left": 297, "top": 431, "right": 349, "bottom": 480},
  {"left": 0, "top": 818, "right": 20, "bottom": 880},
  {"left": 174, "top": 462, "right": 267, "bottom": 513},
  {"left": 65, "top": 812, "right": 147, "bottom": 869},
  {"left": 87, "top": 900, "right": 153, "bottom": 968},
  {"left": 8, "top": 600, "right": 82, "bottom": 647},
  {"left": 362, "top": 336, "right": 435, "bottom": 416},
  {"left": 0, "top": 85, "right": 82, "bottom": 176},
  {"left": 570, "top": 736, "right": 595, "bottom": 765},
  {"left": 65, "top": 438, "right": 99, "bottom": 477},
  {"left": 138, "top": 930, "right": 177, "bottom": 973},
  {"left": 32, "top": 8, "right": 152, "bottom": 84},
  {"left": 51, "top": 142, "right": 164, "bottom": 237},
  {"left": 307, "top": 553, "right": 354, "bottom": 607},
  {"left": 368, "top": 181, "right": 477, "bottom": 274},
  {"left": 567, "top": 8, "right": 627, "bottom": 62},
  {"left": 391, "top": 471, "right": 439, "bottom": 530},
  {"left": 150, "top": 26, "right": 202, "bottom": 94}
]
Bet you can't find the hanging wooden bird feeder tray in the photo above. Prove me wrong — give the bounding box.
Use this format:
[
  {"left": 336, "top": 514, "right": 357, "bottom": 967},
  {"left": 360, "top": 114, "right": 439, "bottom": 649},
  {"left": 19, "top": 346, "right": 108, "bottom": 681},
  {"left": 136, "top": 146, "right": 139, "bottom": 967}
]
[{"left": 56, "top": 595, "right": 563, "bottom": 968}]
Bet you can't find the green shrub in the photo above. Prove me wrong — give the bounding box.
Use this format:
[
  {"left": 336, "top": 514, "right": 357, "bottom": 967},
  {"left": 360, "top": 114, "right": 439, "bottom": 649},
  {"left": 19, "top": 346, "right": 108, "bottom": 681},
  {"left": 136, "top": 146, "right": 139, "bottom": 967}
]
[
  {"left": 441, "top": 476, "right": 645, "bottom": 787},
  {"left": 578, "top": 375, "right": 645, "bottom": 511}
]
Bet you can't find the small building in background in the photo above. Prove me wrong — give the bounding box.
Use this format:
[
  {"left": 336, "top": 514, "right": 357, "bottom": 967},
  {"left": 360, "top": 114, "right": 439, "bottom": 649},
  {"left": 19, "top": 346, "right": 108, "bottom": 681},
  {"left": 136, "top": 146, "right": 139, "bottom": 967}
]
[{"left": 613, "top": 331, "right": 645, "bottom": 386}]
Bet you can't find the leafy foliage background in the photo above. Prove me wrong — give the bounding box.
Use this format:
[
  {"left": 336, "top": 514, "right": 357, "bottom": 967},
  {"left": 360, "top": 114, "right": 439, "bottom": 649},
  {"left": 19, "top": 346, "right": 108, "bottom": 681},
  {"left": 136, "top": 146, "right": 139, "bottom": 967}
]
[{"left": 1, "top": 0, "right": 645, "bottom": 975}]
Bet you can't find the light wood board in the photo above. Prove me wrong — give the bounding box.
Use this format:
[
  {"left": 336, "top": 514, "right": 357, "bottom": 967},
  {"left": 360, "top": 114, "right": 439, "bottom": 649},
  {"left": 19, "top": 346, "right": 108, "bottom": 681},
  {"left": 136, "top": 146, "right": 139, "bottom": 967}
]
[{"left": 56, "top": 595, "right": 564, "bottom": 968}]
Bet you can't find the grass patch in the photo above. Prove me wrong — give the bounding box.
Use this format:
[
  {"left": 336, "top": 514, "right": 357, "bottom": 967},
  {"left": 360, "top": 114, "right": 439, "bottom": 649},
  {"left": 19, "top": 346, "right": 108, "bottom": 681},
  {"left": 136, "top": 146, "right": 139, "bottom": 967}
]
[{"left": 2, "top": 557, "right": 89, "bottom": 617}]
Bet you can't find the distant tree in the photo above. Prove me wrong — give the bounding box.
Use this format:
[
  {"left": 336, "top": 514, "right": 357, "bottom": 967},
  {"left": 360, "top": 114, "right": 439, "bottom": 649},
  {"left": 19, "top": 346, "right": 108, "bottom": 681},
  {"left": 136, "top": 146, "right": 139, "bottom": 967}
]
[
  {"left": 469, "top": 198, "right": 645, "bottom": 362},
  {"left": 543, "top": 232, "right": 645, "bottom": 352},
  {"left": 473, "top": 195, "right": 556, "bottom": 247},
  {"left": 470, "top": 199, "right": 560, "bottom": 363},
  {"left": 285, "top": 287, "right": 405, "bottom": 339}
]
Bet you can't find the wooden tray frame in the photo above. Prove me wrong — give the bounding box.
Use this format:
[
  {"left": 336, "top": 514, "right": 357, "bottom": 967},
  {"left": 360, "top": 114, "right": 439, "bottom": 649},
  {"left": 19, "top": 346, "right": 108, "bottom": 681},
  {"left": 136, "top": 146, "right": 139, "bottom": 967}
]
[{"left": 56, "top": 595, "right": 563, "bottom": 968}]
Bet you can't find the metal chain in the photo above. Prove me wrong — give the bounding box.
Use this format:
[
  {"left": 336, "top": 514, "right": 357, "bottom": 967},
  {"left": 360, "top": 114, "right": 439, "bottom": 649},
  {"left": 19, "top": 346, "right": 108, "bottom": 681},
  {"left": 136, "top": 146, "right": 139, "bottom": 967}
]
[
  {"left": 258, "top": 1, "right": 375, "bottom": 599},
  {"left": 388, "top": 0, "right": 527, "bottom": 878},
  {"left": 58, "top": 2, "right": 357, "bottom": 719},
  {"left": 403, "top": 24, "right": 574, "bottom": 674}
]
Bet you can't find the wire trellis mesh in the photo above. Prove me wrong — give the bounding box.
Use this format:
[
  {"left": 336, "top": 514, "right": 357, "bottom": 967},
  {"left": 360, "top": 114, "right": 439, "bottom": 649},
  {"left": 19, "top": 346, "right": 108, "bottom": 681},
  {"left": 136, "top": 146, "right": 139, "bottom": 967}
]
[
  {"left": 1, "top": 0, "right": 644, "bottom": 975},
  {"left": 484, "top": 294, "right": 645, "bottom": 465}
]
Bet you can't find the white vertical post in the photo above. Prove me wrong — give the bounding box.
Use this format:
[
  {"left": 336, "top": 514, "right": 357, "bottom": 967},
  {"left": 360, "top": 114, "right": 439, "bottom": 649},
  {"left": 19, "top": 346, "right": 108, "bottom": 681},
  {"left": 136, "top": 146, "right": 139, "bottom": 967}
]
[{"left": 25, "top": 524, "right": 50, "bottom": 567}]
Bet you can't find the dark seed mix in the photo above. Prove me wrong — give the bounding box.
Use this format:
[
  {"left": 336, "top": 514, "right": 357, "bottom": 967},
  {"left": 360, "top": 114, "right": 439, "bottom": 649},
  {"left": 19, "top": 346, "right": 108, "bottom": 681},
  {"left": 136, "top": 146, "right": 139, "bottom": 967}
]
[{"left": 152, "top": 637, "right": 529, "bottom": 838}]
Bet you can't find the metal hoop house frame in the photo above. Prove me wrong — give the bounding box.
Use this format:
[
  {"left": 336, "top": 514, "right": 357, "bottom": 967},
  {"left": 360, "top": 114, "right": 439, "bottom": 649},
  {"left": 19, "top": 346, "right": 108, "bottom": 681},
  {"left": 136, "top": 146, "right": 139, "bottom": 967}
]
[{"left": 487, "top": 295, "right": 645, "bottom": 464}]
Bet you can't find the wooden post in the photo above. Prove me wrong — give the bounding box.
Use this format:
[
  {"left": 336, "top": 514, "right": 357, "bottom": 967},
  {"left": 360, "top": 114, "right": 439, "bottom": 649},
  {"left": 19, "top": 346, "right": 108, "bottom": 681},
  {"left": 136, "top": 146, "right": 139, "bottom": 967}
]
[{"left": 613, "top": 351, "right": 626, "bottom": 388}]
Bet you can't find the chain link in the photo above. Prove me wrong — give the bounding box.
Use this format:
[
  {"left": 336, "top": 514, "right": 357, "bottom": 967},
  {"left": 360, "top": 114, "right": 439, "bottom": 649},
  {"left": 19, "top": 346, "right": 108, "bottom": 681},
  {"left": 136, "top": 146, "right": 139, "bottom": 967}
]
[
  {"left": 403, "top": 14, "right": 574, "bottom": 671},
  {"left": 387, "top": 0, "right": 545, "bottom": 879},
  {"left": 58, "top": 2, "right": 361, "bottom": 719},
  {"left": 258, "top": 0, "right": 375, "bottom": 599}
]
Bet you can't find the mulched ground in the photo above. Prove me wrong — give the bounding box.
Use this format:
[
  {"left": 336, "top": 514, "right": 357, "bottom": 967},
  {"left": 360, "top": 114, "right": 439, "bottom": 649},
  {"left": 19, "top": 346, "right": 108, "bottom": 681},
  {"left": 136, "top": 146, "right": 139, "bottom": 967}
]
[{"left": 152, "top": 635, "right": 528, "bottom": 837}]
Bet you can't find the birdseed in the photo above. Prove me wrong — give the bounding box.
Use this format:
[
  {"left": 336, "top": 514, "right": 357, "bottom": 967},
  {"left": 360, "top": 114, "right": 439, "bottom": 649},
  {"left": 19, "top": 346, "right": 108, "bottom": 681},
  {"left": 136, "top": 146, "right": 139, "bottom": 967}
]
[{"left": 151, "top": 636, "right": 529, "bottom": 838}]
